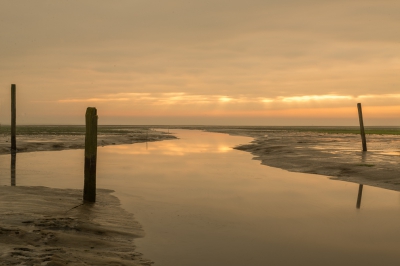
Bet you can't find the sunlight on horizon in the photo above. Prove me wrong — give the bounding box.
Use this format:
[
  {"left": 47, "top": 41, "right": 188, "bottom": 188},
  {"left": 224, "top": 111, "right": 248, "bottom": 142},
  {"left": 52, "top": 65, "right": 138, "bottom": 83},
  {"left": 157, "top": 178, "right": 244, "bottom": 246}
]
[{"left": 1, "top": 1, "right": 399, "bottom": 125}]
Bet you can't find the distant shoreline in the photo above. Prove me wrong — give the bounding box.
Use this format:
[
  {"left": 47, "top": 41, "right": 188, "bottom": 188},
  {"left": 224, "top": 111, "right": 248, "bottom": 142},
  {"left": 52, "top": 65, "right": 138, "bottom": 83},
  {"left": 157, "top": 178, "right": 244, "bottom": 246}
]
[{"left": 2, "top": 124, "right": 400, "bottom": 192}]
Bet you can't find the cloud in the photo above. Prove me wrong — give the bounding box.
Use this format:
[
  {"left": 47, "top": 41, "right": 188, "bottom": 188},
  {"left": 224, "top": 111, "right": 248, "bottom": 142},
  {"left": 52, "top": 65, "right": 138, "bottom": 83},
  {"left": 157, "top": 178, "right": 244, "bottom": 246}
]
[
  {"left": 56, "top": 92, "right": 400, "bottom": 109},
  {"left": 280, "top": 95, "right": 353, "bottom": 103},
  {"left": 59, "top": 98, "right": 130, "bottom": 103},
  {"left": 1, "top": 1, "right": 399, "bottom": 125}
]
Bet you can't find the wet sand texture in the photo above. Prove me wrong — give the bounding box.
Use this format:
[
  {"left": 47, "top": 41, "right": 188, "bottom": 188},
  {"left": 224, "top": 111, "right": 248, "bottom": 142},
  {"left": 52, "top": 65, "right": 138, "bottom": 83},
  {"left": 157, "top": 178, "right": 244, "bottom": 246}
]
[
  {"left": 0, "top": 186, "right": 152, "bottom": 265},
  {"left": 202, "top": 127, "right": 400, "bottom": 192},
  {"left": 0, "top": 127, "right": 176, "bottom": 155}
]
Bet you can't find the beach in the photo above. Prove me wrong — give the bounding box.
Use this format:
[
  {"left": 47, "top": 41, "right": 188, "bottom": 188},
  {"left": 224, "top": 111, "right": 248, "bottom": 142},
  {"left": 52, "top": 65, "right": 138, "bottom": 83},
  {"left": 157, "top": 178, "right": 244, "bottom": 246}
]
[
  {"left": 2, "top": 126, "right": 400, "bottom": 265},
  {"left": 199, "top": 126, "right": 400, "bottom": 192},
  {"left": 0, "top": 186, "right": 152, "bottom": 265},
  {"left": 0, "top": 126, "right": 176, "bottom": 155},
  {"left": 2, "top": 125, "right": 400, "bottom": 193},
  {"left": 0, "top": 126, "right": 173, "bottom": 265}
]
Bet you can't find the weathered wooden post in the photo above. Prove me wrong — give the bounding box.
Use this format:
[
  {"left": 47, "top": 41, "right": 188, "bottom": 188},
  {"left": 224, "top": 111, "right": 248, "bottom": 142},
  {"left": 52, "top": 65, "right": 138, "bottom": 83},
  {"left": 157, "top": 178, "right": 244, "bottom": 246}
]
[
  {"left": 356, "top": 184, "right": 363, "bottom": 209},
  {"left": 11, "top": 84, "right": 16, "bottom": 151},
  {"left": 357, "top": 103, "right": 367, "bottom": 151},
  {"left": 83, "top": 107, "right": 98, "bottom": 202}
]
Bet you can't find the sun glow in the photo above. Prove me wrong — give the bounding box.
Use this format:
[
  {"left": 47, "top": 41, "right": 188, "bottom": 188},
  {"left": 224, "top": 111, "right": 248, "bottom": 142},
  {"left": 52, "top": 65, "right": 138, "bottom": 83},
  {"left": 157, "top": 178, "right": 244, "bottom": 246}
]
[
  {"left": 261, "top": 98, "right": 274, "bottom": 103},
  {"left": 56, "top": 92, "right": 400, "bottom": 121},
  {"left": 219, "top": 97, "right": 233, "bottom": 103},
  {"left": 59, "top": 93, "right": 396, "bottom": 106},
  {"left": 280, "top": 95, "right": 353, "bottom": 103},
  {"left": 58, "top": 98, "right": 130, "bottom": 103}
]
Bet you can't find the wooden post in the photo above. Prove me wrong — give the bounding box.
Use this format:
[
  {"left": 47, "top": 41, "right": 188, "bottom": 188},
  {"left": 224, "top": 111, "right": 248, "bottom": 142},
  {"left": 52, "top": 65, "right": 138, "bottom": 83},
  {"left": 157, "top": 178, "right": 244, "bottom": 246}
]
[
  {"left": 356, "top": 184, "right": 363, "bottom": 209},
  {"left": 83, "top": 107, "right": 98, "bottom": 202},
  {"left": 357, "top": 103, "right": 367, "bottom": 151},
  {"left": 11, "top": 84, "right": 16, "bottom": 151}
]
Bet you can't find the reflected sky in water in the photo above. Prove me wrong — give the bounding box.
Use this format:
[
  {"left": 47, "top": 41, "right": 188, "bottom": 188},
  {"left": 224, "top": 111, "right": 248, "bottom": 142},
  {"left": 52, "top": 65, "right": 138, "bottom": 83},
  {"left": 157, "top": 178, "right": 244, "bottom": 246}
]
[{"left": 1, "top": 129, "right": 400, "bottom": 265}]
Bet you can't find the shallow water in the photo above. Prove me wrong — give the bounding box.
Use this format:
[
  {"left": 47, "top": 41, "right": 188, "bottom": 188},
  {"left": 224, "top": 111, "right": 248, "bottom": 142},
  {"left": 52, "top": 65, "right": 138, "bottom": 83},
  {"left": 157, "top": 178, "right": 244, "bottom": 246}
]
[{"left": 1, "top": 129, "right": 400, "bottom": 265}]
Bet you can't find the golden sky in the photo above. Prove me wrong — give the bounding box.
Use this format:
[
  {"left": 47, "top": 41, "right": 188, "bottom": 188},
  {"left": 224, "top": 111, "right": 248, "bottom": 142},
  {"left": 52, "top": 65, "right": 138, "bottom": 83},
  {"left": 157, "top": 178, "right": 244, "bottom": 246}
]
[{"left": 1, "top": 0, "right": 399, "bottom": 125}]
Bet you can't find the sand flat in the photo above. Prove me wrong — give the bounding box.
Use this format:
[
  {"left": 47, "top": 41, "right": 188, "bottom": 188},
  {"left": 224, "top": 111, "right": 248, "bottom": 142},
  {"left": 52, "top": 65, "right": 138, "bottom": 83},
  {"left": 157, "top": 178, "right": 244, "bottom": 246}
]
[
  {"left": 201, "top": 127, "right": 400, "bottom": 192},
  {"left": 0, "top": 127, "right": 175, "bottom": 155},
  {"left": 0, "top": 186, "right": 152, "bottom": 265}
]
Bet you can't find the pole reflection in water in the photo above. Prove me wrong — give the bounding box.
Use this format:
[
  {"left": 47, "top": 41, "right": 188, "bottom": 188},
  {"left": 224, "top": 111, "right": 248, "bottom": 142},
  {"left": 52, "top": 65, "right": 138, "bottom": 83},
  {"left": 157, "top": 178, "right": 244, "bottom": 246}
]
[
  {"left": 11, "top": 152, "right": 16, "bottom": 186},
  {"left": 361, "top": 151, "right": 366, "bottom": 163},
  {"left": 356, "top": 184, "right": 364, "bottom": 209}
]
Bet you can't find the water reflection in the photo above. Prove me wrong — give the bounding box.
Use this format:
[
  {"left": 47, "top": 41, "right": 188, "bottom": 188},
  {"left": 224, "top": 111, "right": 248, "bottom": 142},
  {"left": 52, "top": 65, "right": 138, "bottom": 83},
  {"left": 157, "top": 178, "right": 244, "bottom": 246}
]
[
  {"left": 361, "top": 151, "right": 366, "bottom": 163},
  {"left": 379, "top": 151, "right": 400, "bottom": 156},
  {"left": 2, "top": 130, "right": 400, "bottom": 266},
  {"left": 356, "top": 184, "right": 364, "bottom": 209},
  {"left": 109, "top": 139, "right": 233, "bottom": 156},
  {"left": 11, "top": 152, "right": 16, "bottom": 186}
]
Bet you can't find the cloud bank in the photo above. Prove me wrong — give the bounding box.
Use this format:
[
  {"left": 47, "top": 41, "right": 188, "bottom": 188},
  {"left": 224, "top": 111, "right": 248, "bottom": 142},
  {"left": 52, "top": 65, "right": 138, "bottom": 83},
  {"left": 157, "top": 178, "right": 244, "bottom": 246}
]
[{"left": 0, "top": 0, "right": 399, "bottom": 125}]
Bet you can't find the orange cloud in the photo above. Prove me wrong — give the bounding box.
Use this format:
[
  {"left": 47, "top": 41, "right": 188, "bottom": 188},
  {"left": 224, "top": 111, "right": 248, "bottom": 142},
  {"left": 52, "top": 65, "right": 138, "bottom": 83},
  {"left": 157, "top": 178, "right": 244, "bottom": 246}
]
[{"left": 101, "top": 105, "right": 400, "bottom": 119}]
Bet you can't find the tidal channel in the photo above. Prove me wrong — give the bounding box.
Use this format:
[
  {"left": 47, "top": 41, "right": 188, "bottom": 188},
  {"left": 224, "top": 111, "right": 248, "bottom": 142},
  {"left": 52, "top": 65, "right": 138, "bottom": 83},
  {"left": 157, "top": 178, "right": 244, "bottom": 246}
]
[{"left": 1, "top": 129, "right": 400, "bottom": 265}]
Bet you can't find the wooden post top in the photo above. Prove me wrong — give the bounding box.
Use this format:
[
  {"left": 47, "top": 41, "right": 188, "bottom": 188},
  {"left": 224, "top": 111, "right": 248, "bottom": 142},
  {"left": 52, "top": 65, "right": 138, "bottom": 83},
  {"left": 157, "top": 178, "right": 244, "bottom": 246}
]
[
  {"left": 85, "top": 107, "right": 98, "bottom": 158},
  {"left": 86, "top": 107, "right": 97, "bottom": 118}
]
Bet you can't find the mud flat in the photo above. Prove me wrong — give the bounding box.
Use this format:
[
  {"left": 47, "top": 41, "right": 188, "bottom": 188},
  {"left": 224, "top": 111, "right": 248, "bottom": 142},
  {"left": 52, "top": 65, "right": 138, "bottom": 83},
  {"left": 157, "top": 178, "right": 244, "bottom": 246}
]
[
  {"left": 0, "top": 126, "right": 171, "bottom": 265},
  {"left": 0, "top": 126, "right": 176, "bottom": 155},
  {"left": 0, "top": 186, "right": 152, "bottom": 265},
  {"left": 199, "top": 126, "right": 400, "bottom": 192}
]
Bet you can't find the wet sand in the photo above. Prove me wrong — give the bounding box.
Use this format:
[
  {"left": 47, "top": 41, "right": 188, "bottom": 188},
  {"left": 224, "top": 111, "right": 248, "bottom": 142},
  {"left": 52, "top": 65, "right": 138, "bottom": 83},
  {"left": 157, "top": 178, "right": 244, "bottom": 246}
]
[
  {"left": 0, "top": 127, "right": 173, "bottom": 265},
  {"left": 2, "top": 126, "right": 400, "bottom": 264},
  {"left": 0, "top": 186, "right": 152, "bottom": 265},
  {"left": 201, "top": 127, "right": 400, "bottom": 192},
  {"left": 0, "top": 128, "right": 176, "bottom": 155}
]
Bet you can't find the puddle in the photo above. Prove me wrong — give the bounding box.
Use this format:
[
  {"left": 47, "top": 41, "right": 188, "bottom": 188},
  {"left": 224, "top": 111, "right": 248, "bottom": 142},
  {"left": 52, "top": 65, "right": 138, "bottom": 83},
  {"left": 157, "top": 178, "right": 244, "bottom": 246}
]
[{"left": 1, "top": 129, "right": 400, "bottom": 265}]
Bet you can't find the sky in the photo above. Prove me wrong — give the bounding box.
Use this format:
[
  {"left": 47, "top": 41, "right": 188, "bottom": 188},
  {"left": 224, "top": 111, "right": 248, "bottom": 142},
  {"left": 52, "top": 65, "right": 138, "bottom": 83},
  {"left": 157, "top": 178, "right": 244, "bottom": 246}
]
[{"left": 0, "top": 0, "right": 399, "bottom": 125}]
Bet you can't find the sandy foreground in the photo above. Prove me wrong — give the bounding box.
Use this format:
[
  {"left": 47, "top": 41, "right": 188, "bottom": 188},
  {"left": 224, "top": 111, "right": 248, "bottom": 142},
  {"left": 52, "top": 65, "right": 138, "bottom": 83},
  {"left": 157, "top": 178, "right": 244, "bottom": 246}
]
[
  {"left": 0, "top": 128, "right": 174, "bottom": 265},
  {"left": 2, "top": 126, "right": 400, "bottom": 264},
  {"left": 0, "top": 186, "right": 152, "bottom": 265},
  {"left": 201, "top": 127, "right": 400, "bottom": 192}
]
